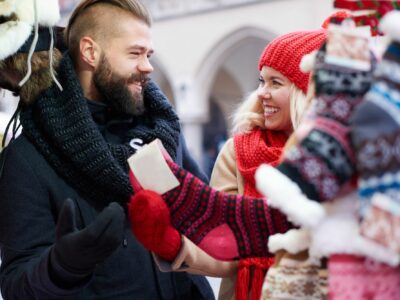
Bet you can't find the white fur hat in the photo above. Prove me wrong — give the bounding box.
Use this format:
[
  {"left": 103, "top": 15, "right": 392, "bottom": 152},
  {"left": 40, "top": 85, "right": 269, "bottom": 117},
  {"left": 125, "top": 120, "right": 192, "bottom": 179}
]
[
  {"left": 0, "top": 0, "right": 18, "bottom": 17},
  {"left": 15, "top": 0, "right": 60, "bottom": 26},
  {"left": 0, "top": 0, "right": 60, "bottom": 60}
]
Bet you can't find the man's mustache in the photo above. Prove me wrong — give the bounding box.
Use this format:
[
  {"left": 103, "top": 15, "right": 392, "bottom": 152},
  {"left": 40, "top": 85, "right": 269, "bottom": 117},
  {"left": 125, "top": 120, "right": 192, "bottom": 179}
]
[{"left": 127, "top": 73, "right": 150, "bottom": 86}]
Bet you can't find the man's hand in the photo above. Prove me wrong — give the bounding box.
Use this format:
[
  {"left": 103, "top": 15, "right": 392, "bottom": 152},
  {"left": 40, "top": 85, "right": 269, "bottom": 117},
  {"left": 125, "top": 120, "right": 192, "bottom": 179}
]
[{"left": 51, "top": 198, "right": 125, "bottom": 277}]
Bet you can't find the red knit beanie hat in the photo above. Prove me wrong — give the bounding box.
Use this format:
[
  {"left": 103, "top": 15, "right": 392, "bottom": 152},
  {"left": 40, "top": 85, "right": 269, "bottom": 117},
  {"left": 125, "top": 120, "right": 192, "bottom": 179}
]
[{"left": 258, "top": 29, "right": 326, "bottom": 94}]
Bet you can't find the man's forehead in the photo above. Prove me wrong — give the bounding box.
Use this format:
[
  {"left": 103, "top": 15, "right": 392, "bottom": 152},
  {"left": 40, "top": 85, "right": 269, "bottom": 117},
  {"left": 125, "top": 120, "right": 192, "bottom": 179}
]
[{"left": 110, "top": 21, "right": 153, "bottom": 48}]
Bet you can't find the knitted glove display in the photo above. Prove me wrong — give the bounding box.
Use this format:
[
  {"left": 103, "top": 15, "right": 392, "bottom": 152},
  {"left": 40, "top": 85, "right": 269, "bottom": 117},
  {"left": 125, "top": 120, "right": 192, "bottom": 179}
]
[
  {"left": 50, "top": 199, "right": 124, "bottom": 285},
  {"left": 129, "top": 190, "right": 182, "bottom": 261},
  {"left": 352, "top": 16, "right": 400, "bottom": 204},
  {"left": 129, "top": 160, "right": 290, "bottom": 261},
  {"left": 256, "top": 37, "right": 375, "bottom": 228},
  {"left": 274, "top": 42, "right": 374, "bottom": 203},
  {"left": 351, "top": 13, "right": 400, "bottom": 254}
]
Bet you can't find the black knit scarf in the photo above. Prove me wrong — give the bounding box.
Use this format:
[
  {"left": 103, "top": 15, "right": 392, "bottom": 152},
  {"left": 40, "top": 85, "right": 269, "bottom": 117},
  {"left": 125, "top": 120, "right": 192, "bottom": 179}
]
[{"left": 20, "top": 52, "right": 180, "bottom": 206}]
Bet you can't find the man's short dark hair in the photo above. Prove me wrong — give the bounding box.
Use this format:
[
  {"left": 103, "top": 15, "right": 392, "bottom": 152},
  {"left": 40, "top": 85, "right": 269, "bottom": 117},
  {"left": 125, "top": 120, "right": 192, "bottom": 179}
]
[{"left": 65, "top": 0, "right": 152, "bottom": 60}]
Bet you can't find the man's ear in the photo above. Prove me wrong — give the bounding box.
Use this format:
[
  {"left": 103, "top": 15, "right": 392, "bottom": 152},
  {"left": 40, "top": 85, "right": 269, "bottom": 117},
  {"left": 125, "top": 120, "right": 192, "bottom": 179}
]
[{"left": 79, "top": 36, "right": 101, "bottom": 68}]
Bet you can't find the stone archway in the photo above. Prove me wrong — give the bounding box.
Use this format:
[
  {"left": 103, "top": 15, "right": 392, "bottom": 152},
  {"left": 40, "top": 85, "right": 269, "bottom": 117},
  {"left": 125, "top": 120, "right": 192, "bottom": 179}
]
[
  {"left": 197, "top": 26, "right": 276, "bottom": 171},
  {"left": 195, "top": 26, "right": 276, "bottom": 120}
]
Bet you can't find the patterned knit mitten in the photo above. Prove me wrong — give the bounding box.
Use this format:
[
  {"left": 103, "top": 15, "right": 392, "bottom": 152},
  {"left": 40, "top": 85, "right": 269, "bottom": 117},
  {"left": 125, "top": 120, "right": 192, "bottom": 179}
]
[
  {"left": 128, "top": 159, "right": 290, "bottom": 261},
  {"left": 279, "top": 42, "right": 374, "bottom": 202}
]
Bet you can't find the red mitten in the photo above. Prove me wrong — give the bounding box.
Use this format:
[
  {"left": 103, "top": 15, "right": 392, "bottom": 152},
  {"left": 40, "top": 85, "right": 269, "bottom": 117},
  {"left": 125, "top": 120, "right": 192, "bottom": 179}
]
[{"left": 128, "top": 190, "right": 181, "bottom": 261}]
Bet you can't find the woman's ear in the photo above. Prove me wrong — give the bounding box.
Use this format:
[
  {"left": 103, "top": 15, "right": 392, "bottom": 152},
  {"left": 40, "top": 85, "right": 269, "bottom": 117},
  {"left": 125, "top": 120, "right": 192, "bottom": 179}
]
[{"left": 79, "top": 36, "right": 102, "bottom": 68}]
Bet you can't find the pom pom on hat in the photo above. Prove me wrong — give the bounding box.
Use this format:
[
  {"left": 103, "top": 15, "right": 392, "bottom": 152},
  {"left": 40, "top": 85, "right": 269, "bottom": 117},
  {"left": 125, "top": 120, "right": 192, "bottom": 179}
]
[
  {"left": 300, "top": 51, "right": 318, "bottom": 73},
  {"left": 379, "top": 11, "right": 400, "bottom": 42},
  {"left": 258, "top": 29, "right": 326, "bottom": 94}
]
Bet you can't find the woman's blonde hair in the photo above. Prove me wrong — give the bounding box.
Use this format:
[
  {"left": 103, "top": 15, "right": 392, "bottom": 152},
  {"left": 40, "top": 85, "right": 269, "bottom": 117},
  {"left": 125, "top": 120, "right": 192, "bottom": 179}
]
[{"left": 231, "top": 84, "right": 309, "bottom": 135}]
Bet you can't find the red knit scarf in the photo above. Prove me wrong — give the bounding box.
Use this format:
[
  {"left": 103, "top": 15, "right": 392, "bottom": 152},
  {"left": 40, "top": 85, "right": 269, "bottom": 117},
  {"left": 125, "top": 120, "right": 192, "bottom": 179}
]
[
  {"left": 234, "top": 128, "right": 288, "bottom": 300},
  {"left": 235, "top": 128, "right": 288, "bottom": 198}
]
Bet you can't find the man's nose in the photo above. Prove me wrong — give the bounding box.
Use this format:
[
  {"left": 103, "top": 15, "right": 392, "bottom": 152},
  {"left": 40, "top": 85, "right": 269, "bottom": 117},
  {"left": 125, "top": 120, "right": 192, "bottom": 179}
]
[{"left": 138, "top": 57, "right": 154, "bottom": 74}]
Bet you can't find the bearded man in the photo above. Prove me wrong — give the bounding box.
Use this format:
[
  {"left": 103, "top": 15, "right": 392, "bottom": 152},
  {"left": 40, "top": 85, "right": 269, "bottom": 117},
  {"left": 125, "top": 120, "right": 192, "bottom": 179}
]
[{"left": 0, "top": 0, "right": 213, "bottom": 299}]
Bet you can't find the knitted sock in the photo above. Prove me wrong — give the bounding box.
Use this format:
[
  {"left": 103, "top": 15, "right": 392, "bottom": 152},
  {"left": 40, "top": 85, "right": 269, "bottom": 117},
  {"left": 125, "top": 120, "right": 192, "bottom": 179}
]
[
  {"left": 275, "top": 42, "right": 374, "bottom": 203},
  {"left": 128, "top": 160, "right": 290, "bottom": 260}
]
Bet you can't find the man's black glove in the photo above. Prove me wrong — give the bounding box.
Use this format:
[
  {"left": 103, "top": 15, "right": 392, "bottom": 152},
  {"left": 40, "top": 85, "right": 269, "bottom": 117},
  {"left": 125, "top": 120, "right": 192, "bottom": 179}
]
[{"left": 50, "top": 198, "right": 125, "bottom": 283}]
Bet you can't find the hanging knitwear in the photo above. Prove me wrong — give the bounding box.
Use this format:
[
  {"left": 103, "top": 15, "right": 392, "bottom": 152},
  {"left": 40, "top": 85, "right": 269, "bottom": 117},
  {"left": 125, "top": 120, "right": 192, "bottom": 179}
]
[
  {"left": 352, "top": 12, "right": 400, "bottom": 256},
  {"left": 276, "top": 42, "right": 374, "bottom": 203}
]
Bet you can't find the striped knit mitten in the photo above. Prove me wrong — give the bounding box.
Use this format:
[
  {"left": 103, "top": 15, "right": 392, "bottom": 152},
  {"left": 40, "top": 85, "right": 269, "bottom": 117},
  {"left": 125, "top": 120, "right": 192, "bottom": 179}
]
[{"left": 129, "top": 159, "right": 290, "bottom": 261}]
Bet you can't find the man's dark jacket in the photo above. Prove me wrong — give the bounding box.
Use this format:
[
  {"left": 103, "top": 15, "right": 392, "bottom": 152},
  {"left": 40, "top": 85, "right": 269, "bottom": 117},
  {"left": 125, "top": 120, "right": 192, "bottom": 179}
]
[{"left": 0, "top": 54, "right": 214, "bottom": 300}]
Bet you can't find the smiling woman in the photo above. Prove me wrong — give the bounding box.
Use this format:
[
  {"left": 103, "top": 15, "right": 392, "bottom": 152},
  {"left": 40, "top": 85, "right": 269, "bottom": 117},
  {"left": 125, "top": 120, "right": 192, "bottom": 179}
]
[{"left": 207, "top": 30, "right": 326, "bottom": 300}]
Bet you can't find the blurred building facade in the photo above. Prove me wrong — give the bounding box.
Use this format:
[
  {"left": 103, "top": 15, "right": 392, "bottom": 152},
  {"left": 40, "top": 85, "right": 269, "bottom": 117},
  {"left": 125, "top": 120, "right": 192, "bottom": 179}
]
[{"left": 1, "top": 0, "right": 334, "bottom": 173}]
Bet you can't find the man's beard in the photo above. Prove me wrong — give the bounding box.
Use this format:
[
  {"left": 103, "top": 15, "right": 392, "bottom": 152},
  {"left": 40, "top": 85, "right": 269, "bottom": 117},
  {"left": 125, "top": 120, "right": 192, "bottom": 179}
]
[{"left": 93, "top": 54, "right": 148, "bottom": 115}]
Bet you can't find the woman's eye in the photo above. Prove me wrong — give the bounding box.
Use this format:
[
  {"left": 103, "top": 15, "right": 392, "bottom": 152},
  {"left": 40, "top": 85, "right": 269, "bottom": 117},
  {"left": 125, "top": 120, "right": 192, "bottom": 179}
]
[
  {"left": 258, "top": 77, "right": 265, "bottom": 85},
  {"left": 272, "top": 80, "right": 282, "bottom": 87}
]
